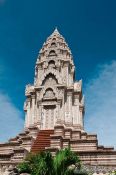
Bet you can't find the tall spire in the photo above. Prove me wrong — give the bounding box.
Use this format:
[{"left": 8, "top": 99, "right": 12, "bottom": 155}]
[
  {"left": 52, "top": 27, "right": 60, "bottom": 35},
  {"left": 37, "top": 28, "right": 73, "bottom": 63},
  {"left": 24, "top": 29, "right": 84, "bottom": 132},
  {"left": 50, "top": 27, "right": 62, "bottom": 38}
]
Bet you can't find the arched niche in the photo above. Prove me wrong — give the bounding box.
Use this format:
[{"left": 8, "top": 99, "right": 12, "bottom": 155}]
[
  {"left": 42, "top": 73, "right": 58, "bottom": 86},
  {"left": 43, "top": 88, "right": 55, "bottom": 99},
  {"left": 51, "top": 42, "right": 56, "bottom": 47},
  {"left": 49, "top": 50, "right": 57, "bottom": 56},
  {"left": 48, "top": 60, "right": 55, "bottom": 69},
  {"left": 41, "top": 69, "right": 61, "bottom": 85}
]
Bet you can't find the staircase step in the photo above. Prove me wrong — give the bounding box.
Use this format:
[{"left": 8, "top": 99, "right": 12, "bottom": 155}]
[{"left": 31, "top": 130, "right": 54, "bottom": 153}]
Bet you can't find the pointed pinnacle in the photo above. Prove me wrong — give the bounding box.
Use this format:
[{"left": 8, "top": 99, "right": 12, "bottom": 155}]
[{"left": 53, "top": 27, "right": 60, "bottom": 34}]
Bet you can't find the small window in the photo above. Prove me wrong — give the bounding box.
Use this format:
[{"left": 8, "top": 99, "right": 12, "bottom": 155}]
[
  {"left": 51, "top": 42, "right": 56, "bottom": 47},
  {"left": 52, "top": 38, "right": 56, "bottom": 41},
  {"left": 48, "top": 60, "right": 55, "bottom": 68},
  {"left": 49, "top": 50, "right": 56, "bottom": 56}
]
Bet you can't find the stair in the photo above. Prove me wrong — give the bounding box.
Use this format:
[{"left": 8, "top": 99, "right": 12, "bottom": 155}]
[{"left": 31, "top": 130, "right": 54, "bottom": 153}]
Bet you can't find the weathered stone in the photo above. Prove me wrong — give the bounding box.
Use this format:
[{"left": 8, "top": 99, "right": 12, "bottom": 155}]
[{"left": 0, "top": 28, "right": 116, "bottom": 174}]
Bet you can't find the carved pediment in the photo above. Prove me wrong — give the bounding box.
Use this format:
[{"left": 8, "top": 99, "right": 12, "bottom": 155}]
[
  {"left": 42, "top": 73, "right": 58, "bottom": 86},
  {"left": 43, "top": 88, "right": 55, "bottom": 99}
]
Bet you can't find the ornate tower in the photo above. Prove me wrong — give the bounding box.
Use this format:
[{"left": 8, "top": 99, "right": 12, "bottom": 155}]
[
  {"left": 24, "top": 28, "right": 84, "bottom": 130},
  {"left": 1, "top": 29, "right": 116, "bottom": 174}
]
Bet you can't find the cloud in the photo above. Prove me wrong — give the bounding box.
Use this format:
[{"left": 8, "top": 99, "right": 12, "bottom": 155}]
[
  {"left": 0, "top": 60, "right": 24, "bottom": 143},
  {"left": 0, "top": 92, "right": 24, "bottom": 143},
  {"left": 85, "top": 60, "right": 116, "bottom": 148}
]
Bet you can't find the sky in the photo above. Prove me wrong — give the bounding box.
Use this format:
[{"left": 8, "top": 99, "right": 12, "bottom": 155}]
[{"left": 0, "top": 0, "right": 116, "bottom": 147}]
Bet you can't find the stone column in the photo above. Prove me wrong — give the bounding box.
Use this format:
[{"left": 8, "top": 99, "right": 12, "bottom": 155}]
[
  {"left": 73, "top": 94, "right": 79, "bottom": 125},
  {"left": 63, "top": 62, "right": 69, "bottom": 86},
  {"left": 79, "top": 106, "right": 84, "bottom": 129},
  {"left": 58, "top": 89, "right": 65, "bottom": 125},
  {"left": 37, "top": 65, "right": 43, "bottom": 86},
  {"left": 61, "top": 90, "right": 65, "bottom": 124},
  {"left": 34, "top": 97, "right": 37, "bottom": 124},
  {"left": 24, "top": 100, "right": 28, "bottom": 128},
  {"left": 40, "top": 105, "right": 44, "bottom": 129},
  {"left": 65, "top": 91, "right": 72, "bottom": 126},
  {"left": 36, "top": 102, "right": 42, "bottom": 129},
  {"left": 36, "top": 92, "right": 41, "bottom": 126},
  {"left": 26, "top": 97, "right": 31, "bottom": 127},
  {"left": 24, "top": 104, "right": 27, "bottom": 128},
  {"left": 31, "top": 94, "right": 35, "bottom": 126},
  {"left": 56, "top": 100, "right": 61, "bottom": 125}
]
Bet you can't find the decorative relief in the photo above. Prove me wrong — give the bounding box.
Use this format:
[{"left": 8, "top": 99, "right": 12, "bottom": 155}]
[
  {"left": 62, "top": 76, "right": 67, "bottom": 84},
  {"left": 43, "top": 76, "right": 57, "bottom": 86},
  {"left": 25, "top": 84, "right": 34, "bottom": 95},
  {"left": 40, "top": 86, "right": 58, "bottom": 100},
  {"left": 44, "top": 89, "right": 55, "bottom": 99},
  {"left": 44, "top": 107, "right": 55, "bottom": 129},
  {"left": 51, "top": 109, "right": 54, "bottom": 127},
  {"left": 84, "top": 165, "right": 116, "bottom": 173},
  {"left": 48, "top": 60, "right": 56, "bottom": 69},
  {"left": 45, "top": 109, "right": 49, "bottom": 128},
  {"left": 74, "top": 81, "right": 82, "bottom": 92},
  {"left": 43, "top": 62, "right": 48, "bottom": 69},
  {"left": 62, "top": 67, "right": 67, "bottom": 84},
  {"left": 70, "top": 66, "right": 75, "bottom": 74},
  {"left": 42, "top": 101, "right": 57, "bottom": 105},
  {"left": 56, "top": 60, "right": 60, "bottom": 68},
  {"left": 41, "top": 69, "right": 61, "bottom": 84},
  {"left": 58, "top": 89, "right": 64, "bottom": 98},
  {"left": 48, "top": 50, "right": 57, "bottom": 56}
]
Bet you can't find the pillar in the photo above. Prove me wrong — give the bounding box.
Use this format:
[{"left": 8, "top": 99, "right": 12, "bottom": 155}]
[
  {"left": 31, "top": 94, "right": 36, "bottom": 126},
  {"left": 65, "top": 91, "right": 73, "bottom": 125},
  {"left": 26, "top": 97, "right": 31, "bottom": 128},
  {"left": 79, "top": 106, "right": 84, "bottom": 129},
  {"left": 56, "top": 100, "right": 61, "bottom": 125},
  {"left": 73, "top": 94, "right": 79, "bottom": 125}
]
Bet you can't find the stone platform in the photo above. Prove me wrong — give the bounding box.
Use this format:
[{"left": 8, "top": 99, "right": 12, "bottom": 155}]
[
  {"left": 31, "top": 125, "right": 116, "bottom": 172},
  {"left": 0, "top": 127, "right": 38, "bottom": 174},
  {"left": 0, "top": 126, "right": 116, "bottom": 174}
]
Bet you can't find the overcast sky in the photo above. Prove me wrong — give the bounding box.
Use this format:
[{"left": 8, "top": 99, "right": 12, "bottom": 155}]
[{"left": 0, "top": 0, "right": 116, "bottom": 148}]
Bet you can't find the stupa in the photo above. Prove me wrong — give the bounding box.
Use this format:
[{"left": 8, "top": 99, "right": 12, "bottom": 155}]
[{"left": 0, "top": 29, "right": 116, "bottom": 174}]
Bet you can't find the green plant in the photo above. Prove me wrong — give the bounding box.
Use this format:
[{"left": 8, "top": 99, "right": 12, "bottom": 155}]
[
  {"left": 17, "top": 148, "right": 87, "bottom": 175},
  {"left": 109, "top": 170, "right": 116, "bottom": 175},
  {"left": 17, "top": 161, "right": 31, "bottom": 174},
  {"left": 54, "top": 148, "right": 81, "bottom": 175}
]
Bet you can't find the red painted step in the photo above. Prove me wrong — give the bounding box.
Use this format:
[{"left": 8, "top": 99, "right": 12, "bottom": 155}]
[{"left": 31, "top": 130, "right": 54, "bottom": 153}]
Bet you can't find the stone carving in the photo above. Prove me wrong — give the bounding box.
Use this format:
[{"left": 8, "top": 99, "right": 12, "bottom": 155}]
[
  {"left": 43, "top": 76, "right": 57, "bottom": 86},
  {"left": 84, "top": 165, "right": 116, "bottom": 174},
  {"left": 58, "top": 89, "right": 64, "bottom": 98},
  {"left": 27, "top": 29, "right": 84, "bottom": 130},
  {"left": 25, "top": 84, "right": 34, "bottom": 95},
  {"left": 40, "top": 86, "right": 58, "bottom": 100},
  {"left": 74, "top": 80, "right": 82, "bottom": 92},
  {"left": 1, "top": 28, "right": 116, "bottom": 174},
  {"left": 49, "top": 50, "right": 57, "bottom": 56},
  {"left": 41, "top": 69, "right": 61, "bottom": 85},
  {"left": 44, "top": 89, "right": 55, "bottom": 98},
  {"left": 48, "top": 60, "right": 56, "bottom": 69}
]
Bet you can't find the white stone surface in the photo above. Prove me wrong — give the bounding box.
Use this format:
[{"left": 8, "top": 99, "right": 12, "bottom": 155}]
[{"left": 24, "top": 29, "right": 84, "bottom": 130}]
